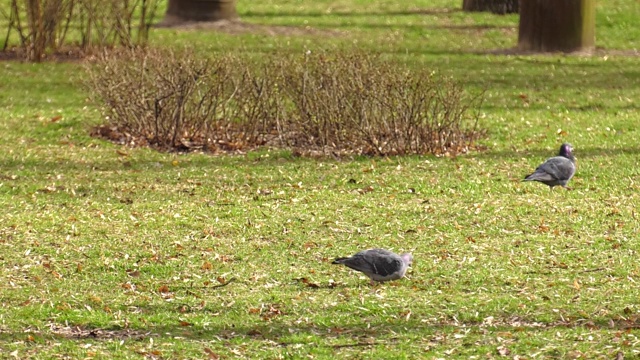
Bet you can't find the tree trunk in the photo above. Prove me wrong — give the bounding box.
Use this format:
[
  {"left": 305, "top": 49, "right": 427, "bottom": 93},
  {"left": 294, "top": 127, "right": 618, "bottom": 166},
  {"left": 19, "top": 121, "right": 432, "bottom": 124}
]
[
  {"left": 462, "top": 0, "right": 519, "bottom": 14},
  {"left": 518, "top": 0, "right": 596, "bottom": 52},
  {"left": 161, "top": 0, "right": 237, "bottom": 25}
]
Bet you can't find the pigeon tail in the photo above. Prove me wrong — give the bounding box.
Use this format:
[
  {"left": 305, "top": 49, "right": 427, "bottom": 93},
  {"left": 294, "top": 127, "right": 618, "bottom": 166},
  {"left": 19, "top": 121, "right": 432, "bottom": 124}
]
[{"left": 523, "top": 171, "right": 555, "bottom": 182}]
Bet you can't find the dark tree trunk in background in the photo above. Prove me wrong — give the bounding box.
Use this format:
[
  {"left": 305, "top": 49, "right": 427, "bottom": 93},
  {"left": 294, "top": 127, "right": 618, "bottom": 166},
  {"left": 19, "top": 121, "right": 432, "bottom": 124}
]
[
  {"left": 462, "top": 0, "right": 519, "bottom": 14},
  {"left": 518, "top": 0, "right": 595, "bottom": 52},
  {"left": 161, "top": 0, "right": 238, "bottom": 25}
]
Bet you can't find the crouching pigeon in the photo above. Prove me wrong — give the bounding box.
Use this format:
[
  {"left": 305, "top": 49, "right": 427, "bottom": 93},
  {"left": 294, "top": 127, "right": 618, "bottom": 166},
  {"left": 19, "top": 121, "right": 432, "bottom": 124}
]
[
  {"left": 332, "top": 248, "right": 413, "bottom": 285},
  {"left": 523, "top": 143, "right": 576, "bottom": 190}
]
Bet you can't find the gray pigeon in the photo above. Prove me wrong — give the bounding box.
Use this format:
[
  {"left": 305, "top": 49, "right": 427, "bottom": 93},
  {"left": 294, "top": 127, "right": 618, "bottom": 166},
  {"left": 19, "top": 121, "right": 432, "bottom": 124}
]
[
  {"left": 332, "top": 248, "right": 412, "bottom": 285},
  {"left": 523, "top": 143, "right": 576, "bottom": 189}
]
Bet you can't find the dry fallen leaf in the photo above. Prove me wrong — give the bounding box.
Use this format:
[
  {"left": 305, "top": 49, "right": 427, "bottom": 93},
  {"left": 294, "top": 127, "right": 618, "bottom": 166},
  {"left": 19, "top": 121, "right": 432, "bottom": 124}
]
[
  {"left": 204, "top": 348, "right": 220, "bottom": 359},
  {"left": 497, "top": 345, "right": 511, "bottom": 356},
  {"left": 126, "top": 270, "right": 141, "bottom": 277}
]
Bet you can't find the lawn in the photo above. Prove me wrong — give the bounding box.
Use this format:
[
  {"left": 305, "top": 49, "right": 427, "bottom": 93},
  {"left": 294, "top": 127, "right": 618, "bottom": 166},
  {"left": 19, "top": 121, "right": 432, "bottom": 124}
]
[{"left": 1, "top": 0, "right": 640, "bottom": 358}]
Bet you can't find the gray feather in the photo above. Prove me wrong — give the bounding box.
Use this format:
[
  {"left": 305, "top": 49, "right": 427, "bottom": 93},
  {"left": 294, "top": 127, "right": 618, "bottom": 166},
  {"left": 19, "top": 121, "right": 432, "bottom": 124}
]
[
  {"left": 332, "top": 248, "right": 412, "bottom": 283},
  {"left": 524, "top": 143, "right": 576, "bottom": 188}
]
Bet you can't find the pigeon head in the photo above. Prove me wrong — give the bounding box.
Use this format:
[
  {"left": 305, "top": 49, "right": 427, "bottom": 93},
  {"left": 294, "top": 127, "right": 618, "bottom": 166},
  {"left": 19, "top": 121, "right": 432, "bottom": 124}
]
[
  {"left": 558, "top": 143, "right": 574, "bottom": 160},
  {"left": 401, "top": 253, "right": 413, "bottom": 266}
]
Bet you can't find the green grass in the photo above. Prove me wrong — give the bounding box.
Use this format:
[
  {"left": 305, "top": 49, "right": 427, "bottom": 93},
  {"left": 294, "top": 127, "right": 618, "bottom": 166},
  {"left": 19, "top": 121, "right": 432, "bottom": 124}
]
[{"left": 1, "top": 0, "right": 640, "bottom": 358}]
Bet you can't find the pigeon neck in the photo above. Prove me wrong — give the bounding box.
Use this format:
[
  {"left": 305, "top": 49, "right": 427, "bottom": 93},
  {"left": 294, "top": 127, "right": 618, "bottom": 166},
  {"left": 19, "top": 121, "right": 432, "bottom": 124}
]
[{"left": 563, "top": 153, "right": 575, "bottom": 162}]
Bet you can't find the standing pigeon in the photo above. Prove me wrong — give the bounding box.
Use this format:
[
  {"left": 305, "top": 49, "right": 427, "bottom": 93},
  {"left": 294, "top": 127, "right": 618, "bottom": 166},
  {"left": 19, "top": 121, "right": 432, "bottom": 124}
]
[
  {"left": 332, "top": 248, "right": 412, "bottom": 285},
  {"left": 523, "top": 143, "right": 576, "bottom": 190}
]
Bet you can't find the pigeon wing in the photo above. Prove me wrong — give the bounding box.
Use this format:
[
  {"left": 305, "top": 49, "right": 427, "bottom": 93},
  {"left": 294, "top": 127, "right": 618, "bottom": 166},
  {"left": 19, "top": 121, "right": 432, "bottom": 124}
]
[
  {"left": 344, "top": 249, "right": 402, "bottom": 277},
  {"left": 538, "top": 157, "right": 575, "bottom": 181},
  {"left": 525, "top": 167, "right": 557, "bottom": 182}
]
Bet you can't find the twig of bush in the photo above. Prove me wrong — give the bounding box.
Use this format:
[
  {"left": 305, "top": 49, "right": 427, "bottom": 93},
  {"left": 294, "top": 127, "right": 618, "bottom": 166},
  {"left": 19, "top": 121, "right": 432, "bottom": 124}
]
[{"left": 3, "top": 0, "right": 159, "bottom": 61}]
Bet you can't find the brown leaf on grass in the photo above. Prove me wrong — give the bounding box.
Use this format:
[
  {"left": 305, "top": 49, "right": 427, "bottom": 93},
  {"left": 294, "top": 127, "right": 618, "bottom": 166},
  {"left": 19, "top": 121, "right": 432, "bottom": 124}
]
[
  {"left": 399, "top": 310, "right": 411, "bottom": 321},
  {"left": 50, "top": 115, "right": 63, "bottom": 123},
  {"left": 497, "top": 345, "right": 511, "bottom": 356},
  {"left": 179, "top": 321, "right": 192, "bottom": 327},
  {"left": 213, "top": 254, "right": 233, "bottom": 263},
  {"left": 216, "top": 276, "right": 226, "bottom": 284},
  {"left": 40, "top": 185, "right": 58, "bottom": 193},
  {"left": 296, "top": 277, "right": 320, "bottom": 288},
  {"left": 261, "top": 304, "right": 283, "bottom": 321},
  {"left": 573, "top": 279, "right": 581, "bottom": 290},
  {"left": 116, "top": 149, "right": 129, "bottom": 157},
  {"left": 158, "top": 285, "right": 170, "bottom": 293},
  {"left": 126, "top": 270, "right": 141, "bottom": 277},
  {"left": 248, "top": 308, "right": 260, "bottom": 314},
  {"left": 567, "top": 350, "right": 583, "bottom": 359},
  {"left": 204, "top": 348, "right": 220, "bottom": 359},
  {"left": 201, "top": 261, "right": 213, "bottom": 270}
]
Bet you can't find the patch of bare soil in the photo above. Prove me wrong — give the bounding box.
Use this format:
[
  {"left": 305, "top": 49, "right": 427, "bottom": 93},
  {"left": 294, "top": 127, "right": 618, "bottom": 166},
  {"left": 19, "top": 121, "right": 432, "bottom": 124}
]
[{"left": 155, "top": 18, "right": 344, "bottom": 37}]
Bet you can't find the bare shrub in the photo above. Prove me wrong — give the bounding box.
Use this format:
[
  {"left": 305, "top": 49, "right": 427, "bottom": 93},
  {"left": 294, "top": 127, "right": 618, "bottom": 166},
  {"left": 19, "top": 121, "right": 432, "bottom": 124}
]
[
  {"left": 281, "top": 51, "right": 485, "bottom": 155},
  {"left": 87, "top": 48, "right": 485, "bottom": 157},
  {"left": 2, "top": 0, "right": 159, "bottom": 61}
]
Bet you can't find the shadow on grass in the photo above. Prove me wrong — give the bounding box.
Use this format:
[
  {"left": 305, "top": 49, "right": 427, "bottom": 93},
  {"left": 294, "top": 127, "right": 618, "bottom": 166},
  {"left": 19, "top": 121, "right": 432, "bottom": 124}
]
[
  {"left": 1, "top": 315, "right": 638, "bottom": 346},
  {"left": 0, "top": 145, "right": 639, "bottom": 176},
  {"left": 242, "top": 8, "right": 463, "bottom": 18},
  {"left": 469, "top": 146, "right": 640, "bottom": 161}
]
